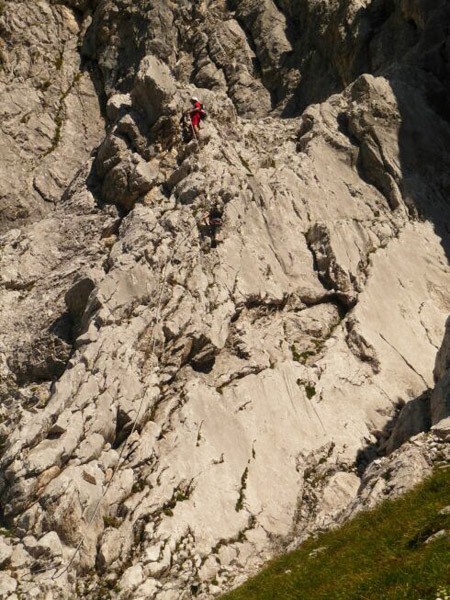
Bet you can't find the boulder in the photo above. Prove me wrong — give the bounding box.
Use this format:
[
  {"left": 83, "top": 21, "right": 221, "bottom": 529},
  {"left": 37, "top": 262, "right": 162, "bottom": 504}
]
[
  {"left": 132, "top": 56, "right": 177, "bottom": 126},
  {"left": 101, "top": 153, "right": 158, "bottom": 210},
  {"left": 0, "top": 573, "right": 17, "bottom": 596},
  {"left": 119, "top": 563, "right": 144, "bottom": 591},
  {"left": 106, "top": 94, "right": 133, "bottom": 122}
]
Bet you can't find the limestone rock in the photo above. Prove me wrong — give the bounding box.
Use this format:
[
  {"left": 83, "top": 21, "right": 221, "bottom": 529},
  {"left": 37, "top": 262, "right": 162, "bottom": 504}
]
[
  {"left": 424, "top": 529, "right": 448, "bottom": 544},
  {"left": 431, "top": 417, "right": 450, "bottom": 442},
  {"left": 0, "top": 0, "right": 450, "bottom": 599},
  {"left": 132, "top": 56, "right": 177, "bottom": 126},
  {"left": 119, "top": 564, "right": 144, "bottom": 591},
  {"left": 106, "top": 94, "right": 133, "bottom": 122},
  {"left": 9, "top": 545, "right": 32, "bottom": 570},
  {"left": 0, "top": 0, "right": 103, "bottom": 232},
  {"left": 0, "top": 573, "right": 17, "bottom": 597}
]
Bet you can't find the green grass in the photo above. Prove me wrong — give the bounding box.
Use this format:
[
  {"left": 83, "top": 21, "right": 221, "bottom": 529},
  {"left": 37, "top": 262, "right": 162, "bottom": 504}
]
[{"left": 222, "top": 468, "right": 450, "bottom": 600}]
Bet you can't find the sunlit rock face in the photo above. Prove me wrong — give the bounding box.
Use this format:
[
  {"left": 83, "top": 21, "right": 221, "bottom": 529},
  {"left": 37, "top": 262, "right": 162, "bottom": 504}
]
[{"left": 0, "top": 0, "right": 449, "bottom": 597}]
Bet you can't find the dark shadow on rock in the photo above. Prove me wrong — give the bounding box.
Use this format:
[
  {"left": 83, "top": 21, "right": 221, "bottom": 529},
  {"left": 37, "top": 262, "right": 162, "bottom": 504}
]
[
  {"left": 79, "top": 1, "right": 153, "bottom": 97},
  {"left": 48, "top": 312, "right": 74, "bottom": 346},
  {"left": 279, "top": 0, "right": 424, "bottom": 118},
  {"left": 5, "top": 312, "right": 76, "bottom": 388},
  {"left": 356, "top": 399, "right": 404, "bottom": 475},
  {"left": 8, "top": 334, "right": 73, "bottom": 387},
  {"left": 385, "top": 391, "right": 432, "bottom": 454},
  {"left": 289, "top": 0, "right": 450, "bottom": 259},
  {"left": 65, "top": 278, "right": 95, "bottom": 332},
  {"left": 386, "top": 1, "right": 450, "bottom": 261},
  {"left": 184, "top": 335, "right": 218, "bottom": 374},
  {"left": 356, "top": 391, "right": 432, "bottom": 475},
  {"left": 112, "top": 408, "right": 134, "bottom": 450}
]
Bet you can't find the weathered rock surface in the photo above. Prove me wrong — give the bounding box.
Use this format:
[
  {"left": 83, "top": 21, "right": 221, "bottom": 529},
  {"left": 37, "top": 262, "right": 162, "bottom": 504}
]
[
  {"left": 0, "top": 0, "right": 449, "bottom": 598},
  {"left": 0, "top": 0, "right": 103, "bottom": 230}
]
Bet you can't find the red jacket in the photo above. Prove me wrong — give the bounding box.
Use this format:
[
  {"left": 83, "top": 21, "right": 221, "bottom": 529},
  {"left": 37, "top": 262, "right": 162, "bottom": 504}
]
[{"left": 191, "top": 101, "right": 202, "bottom": 127}]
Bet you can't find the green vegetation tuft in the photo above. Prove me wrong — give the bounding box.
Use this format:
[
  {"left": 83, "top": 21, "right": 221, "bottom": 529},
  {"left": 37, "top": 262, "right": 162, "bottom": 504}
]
[
  {"left": 0, "top": 526, "right": 14, "bottom": 538},
  {"left": 235, "top": 466, "right": 249, "bottom": 512},
  {"left": 296, "top": 378, "right": 317, "bottom": 399},
  {"left": 161, "top": 481, "right": 193, "bottom": 517},
  {"left": 291, "top": 344, "right": 317, "bottom": 365},
  {"left": 103, "top": 515, "right": 121, "bottom": 529},
  {"left": 131, "top": 479, "right": 146, "bottom": 494},
  {"left": 222, "top": 468, "right": 450, "bottom": 600},
  {"left": 304, "top": 383, "right": 316, "bottom": 399},
  {"left": 290, "top": 344, "right": 303, "bottom": 363},
  {"left": 43, "top": 71, "right": 82, "bottom": 157},
  {"left": 44, "top": 110, "right": 63, "bottom": 156},
  {"left": 54, "top": 49, "right": 64, "bottom": 71}
]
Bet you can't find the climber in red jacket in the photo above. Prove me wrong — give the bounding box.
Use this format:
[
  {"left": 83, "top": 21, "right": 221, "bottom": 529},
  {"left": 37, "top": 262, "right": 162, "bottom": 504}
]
[{"left": 188, "top": 96, "right": 203, "bottom": 139}]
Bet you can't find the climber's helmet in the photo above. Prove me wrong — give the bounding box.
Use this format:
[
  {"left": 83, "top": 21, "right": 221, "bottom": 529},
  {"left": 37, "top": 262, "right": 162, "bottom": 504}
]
[{"left": 191, "top": 96, "right": 200, "bottom": 104}]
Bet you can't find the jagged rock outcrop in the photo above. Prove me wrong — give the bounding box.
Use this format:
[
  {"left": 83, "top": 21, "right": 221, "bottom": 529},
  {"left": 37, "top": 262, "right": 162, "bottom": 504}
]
[{"left": 0, "top": 0, "right": 449, "bottom": 598}]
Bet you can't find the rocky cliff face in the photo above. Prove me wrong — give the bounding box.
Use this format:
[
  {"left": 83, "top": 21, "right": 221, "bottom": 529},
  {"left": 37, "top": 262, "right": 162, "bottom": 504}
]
[{"left": 0, "top": 0, "right": 449, "bottom": 598}]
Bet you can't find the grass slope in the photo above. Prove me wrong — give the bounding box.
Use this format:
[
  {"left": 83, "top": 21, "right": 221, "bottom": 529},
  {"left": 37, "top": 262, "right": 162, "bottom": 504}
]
[{"left": 222, "top": 468, "right": 450, "bottom": 600}]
